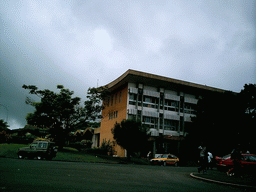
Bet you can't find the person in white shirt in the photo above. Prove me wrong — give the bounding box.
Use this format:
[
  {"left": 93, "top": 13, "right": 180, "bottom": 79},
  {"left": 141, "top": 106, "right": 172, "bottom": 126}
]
[{"left": 208, "top": 152, "right": 213, "bottom": 170}]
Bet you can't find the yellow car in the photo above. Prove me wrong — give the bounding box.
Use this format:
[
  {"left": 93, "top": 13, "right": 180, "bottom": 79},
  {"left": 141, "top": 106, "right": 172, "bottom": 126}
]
[{"left": 150, "top": 154, "right": 179, "bottom": 166}]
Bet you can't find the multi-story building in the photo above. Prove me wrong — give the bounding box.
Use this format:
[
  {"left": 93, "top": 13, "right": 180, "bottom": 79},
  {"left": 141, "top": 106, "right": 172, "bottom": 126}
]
[{"left": 95, "top": 69, "right": 226, "bottom": 157}]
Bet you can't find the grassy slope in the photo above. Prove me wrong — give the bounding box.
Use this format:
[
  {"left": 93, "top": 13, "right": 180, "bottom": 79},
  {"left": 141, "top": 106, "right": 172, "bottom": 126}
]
[
  {"left": 0, "top": 143, "right": 110, "bottom": 163},
  {"left": 0, "top": 143, "right": 28, "bottom": 158},
  {"left": 0, "top": 144, "right": 151, "bottom": 165}
]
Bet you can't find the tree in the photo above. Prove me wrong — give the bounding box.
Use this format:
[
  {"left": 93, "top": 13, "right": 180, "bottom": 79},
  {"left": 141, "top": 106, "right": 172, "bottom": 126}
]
[
  {"left": 0, "top": 119, "right": 10, "bottom": 143},
  {"left": 111, "top": 118, "right": 150, "bottom": 159},
  {"left": 84, "top": 87, "right": 109, "bottom": 121},
  {"left": 239, "top": 84, "right": 256, "bottom": 124},
  {"left": 23, "top": 85, "right": 108, "bottom": 148},
  {"left": 187, "top": 91, "right": 242, "bottom": 156},
  {"left": 23, "top": 85, "right": 85, "bottom": 148},
  {"left": 0, "top": 119, "right": 9, "bottom": 131},
  {"left": 238, "top": 84, "right": 256, "bottom": 152}
]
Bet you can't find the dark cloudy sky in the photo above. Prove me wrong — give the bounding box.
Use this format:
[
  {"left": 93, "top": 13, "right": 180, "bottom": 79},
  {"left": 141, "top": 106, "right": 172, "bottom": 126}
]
[{"left": 1, "top": 0, "right": 255, "bottom": 129}]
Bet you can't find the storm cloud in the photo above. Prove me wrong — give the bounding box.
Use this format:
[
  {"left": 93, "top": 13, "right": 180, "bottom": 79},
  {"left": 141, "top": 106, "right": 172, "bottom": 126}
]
[{"left": 1, "top": 0, "right": 255, "bottom": 129}]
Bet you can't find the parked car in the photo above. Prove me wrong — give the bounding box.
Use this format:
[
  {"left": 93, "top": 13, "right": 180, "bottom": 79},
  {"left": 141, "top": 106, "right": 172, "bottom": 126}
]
[
  {"left": 216, "top": 153, "right": 256, "bottom": 171},
  {"left": 215, "top": 154, "right": 232, "bottom": 170},
  {"left": 150, "top": 154, "right": 179, "bottom": 166},
  {"left": 17, "top": 141, "right": 57, "bottom": 160}
]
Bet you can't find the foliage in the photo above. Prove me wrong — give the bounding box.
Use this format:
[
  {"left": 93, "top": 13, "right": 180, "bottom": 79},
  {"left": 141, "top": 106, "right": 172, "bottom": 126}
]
[
  {"left": 238, "top": 84, "right": 256, "bottom": 152},
  {"left": 0, "top": 119, "right": 9, "bottom": 131},
  {"left": 73, "top": 121, "right": 100, "bottom": 131},
  {"left": 0, "top": 130, "right": 11, "bottom": 143},
  {"left": 188, "top": 84, "right": 256, "bottom": 156},
  {"left": 81, "top": 139, "right": 93, "bottom": 146},
  {"left": 23, "top": 84, "right": 82, "bottom": 128},
  {"left": 100, "top": 139, "right": 113, "bottom": 154},
  {"left": 0, "top": 120, "right": 11, "bottom": 143},
  {"left": 34, "top": 137, "right": 50, "bottom": 141},
  {"left": 7, "top": 126, "right": 49, "bottom": 144},
  {"left": 84, "top": 87, "right": 109, "bottom": 121},
  {"left": 22, "top": 85, "right": 109, "bottom": 148},
  {"left": 239, "top": 84, "right": 256, "bottom": 118},
  {"left": 187, "top": 91, "right": 242, "bottom": 156},
  {"left": 80, "top": 140, "right": 113, "bottom": 155},
  {"left": 68, "top": 140, "right": 93, "bottom": 151},
  {"left": 111, "top": 118, "right": 150, "bottom": 158}
]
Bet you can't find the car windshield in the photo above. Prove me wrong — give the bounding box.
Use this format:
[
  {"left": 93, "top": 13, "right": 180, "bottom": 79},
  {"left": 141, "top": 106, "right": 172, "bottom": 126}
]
[
  {"left": 30, "top": 143, "right": 37, "bottom": 148},
  {"left": 38, "top": 143, "right": 47, "bottom": 148},
  {"left": 222, "top": 155, "right": 231, "bottom": 159}
]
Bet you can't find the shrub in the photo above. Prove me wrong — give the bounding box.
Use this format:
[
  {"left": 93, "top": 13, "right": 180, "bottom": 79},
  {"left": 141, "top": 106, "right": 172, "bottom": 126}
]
[
  {"left": 81, "top": 140, "right": 93, "bottom": 148},
  {"left": 34, "top": 137, "right": 50, "bottom": 141},
  {"left": 100, "top": 139, "right": 113, "bottom": 155},
  {"left": 0, "top": 131, "right": 11, "bottom": 143}
]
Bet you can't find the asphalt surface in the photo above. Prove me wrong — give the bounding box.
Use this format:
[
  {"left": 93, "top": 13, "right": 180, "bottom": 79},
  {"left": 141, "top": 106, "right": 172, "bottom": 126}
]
[{"left": 0, "top": 158, "right": 249, "bottom": 192}]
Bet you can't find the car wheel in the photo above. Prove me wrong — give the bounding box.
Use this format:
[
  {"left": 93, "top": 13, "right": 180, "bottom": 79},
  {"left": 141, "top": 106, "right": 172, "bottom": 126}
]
[
  {"left": 37, "top": 156, "right": 42, "bottom": 160},
  {"left": 18, "top": 154, "right": 24, "bottom": 159},
  {"left": 163, "top": 161, "right": 167, "bottom": 166},
  {"left": 174, "top": 162, "right": 178, "bottom": 167}
]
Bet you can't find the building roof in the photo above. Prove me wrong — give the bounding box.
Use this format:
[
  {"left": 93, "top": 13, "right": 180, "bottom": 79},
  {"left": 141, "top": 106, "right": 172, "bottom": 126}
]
[{"left": 105, "top": 69, "right": 227, "bottom": 93}]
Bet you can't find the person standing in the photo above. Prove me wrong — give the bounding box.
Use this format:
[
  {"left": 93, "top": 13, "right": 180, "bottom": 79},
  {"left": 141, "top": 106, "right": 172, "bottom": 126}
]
[
  {"left": 208, "top": 151, "right": 213, "bottom": 170},
  {"left": 198, "top": 146, "right": 208, "bottom": 174},
  {"left": 227, "top": 145, "right": 242, "bottom": 176},
  {"left": 147, "top": 151, "right": 152, "bottom": 160}
]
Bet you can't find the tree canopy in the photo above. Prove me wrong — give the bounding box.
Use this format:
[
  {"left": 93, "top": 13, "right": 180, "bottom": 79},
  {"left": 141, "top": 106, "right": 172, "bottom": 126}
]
[
  {"left": 188, "top": 83, "right": 256, "bottom": 156},
  {"left": 0, "top": 119, "right": 10, "bottom": 143},
  {"left": 112, "top": 118, "right": 150, "bottom": 158},
  {"left": 238, "top": 84, "right": 256, "bottom": 152},
  {"left": 0, "top": 119, "right": 9, "bottom": 131},
  {"left": 239, "top": 84, "right": 256, "bottom": 127},
  {"left": 22, "top": 84, "right": 107, "bottom": 148}
]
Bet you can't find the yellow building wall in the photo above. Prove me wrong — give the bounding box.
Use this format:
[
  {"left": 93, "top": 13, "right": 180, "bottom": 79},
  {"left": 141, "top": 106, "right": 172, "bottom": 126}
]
[{"left": 100, "top": 85, "right": 128, "bottom": 157}]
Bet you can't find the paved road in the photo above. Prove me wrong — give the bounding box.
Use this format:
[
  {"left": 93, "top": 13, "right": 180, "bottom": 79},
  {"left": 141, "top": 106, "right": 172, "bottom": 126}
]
[{"left": 0, "top": 158, "right": 246, "bottom": 192}]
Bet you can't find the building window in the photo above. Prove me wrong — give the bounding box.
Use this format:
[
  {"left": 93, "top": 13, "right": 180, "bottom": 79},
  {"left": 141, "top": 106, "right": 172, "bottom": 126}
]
[
  {"left": 142, "top": 116, "right": 158, "bottom": 128},
  {"left": 143, "top": 116, "right": 151, "bottom": 123},
  {"left": 115, "top": 94, "right": 117, "bottom": 104},
  {"left": 143, "top": 96, "right": 159, "bottom": 109},
  {"left": 128, "top": 114, "right": 136, "bottom": 119},
  {"left": 107, "top": 97, "right": 110, "bottom": 107},
  {"left": 129, "top": 93, "right": 137, "bottom": 105},
  {"left": 164, "top": 99, "right": 179, "bottom": 112},
  {"left": 111, "top": 95, "right": 113, "bottom": 106},
  {"left": 109, "top": 111, "right": 118, "bottom": 120},
  {"left": 164, "top": 119, "right": 178, "bottom": 131},
  {"left": 119, "top": 92, "right": 121, "bottom": 103},
  {"left": 184, "top": 103, "right": 196, "bottom": 114}
]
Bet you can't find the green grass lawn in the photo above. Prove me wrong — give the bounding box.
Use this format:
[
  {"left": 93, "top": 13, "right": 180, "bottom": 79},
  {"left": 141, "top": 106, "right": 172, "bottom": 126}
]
[
  {"left": 0, "top": 143, "right": 29, "bottom": 158},
  {"left": 0, "top": 143, "right": 151, "bottom": 165},
  {"left": 0, "top": 143, "right": 113, "bottom": 163}
]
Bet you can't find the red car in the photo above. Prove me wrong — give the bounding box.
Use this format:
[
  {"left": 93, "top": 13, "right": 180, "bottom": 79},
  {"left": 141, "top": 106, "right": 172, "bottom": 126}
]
[{"left": 216, "top": 154, "right": 256, "bottom": 171}]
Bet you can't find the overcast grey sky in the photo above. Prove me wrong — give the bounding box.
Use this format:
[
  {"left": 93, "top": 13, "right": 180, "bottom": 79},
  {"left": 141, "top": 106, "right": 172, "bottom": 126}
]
[{"left": 1, "top": 0, "right": 255, "bottom": 129}]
